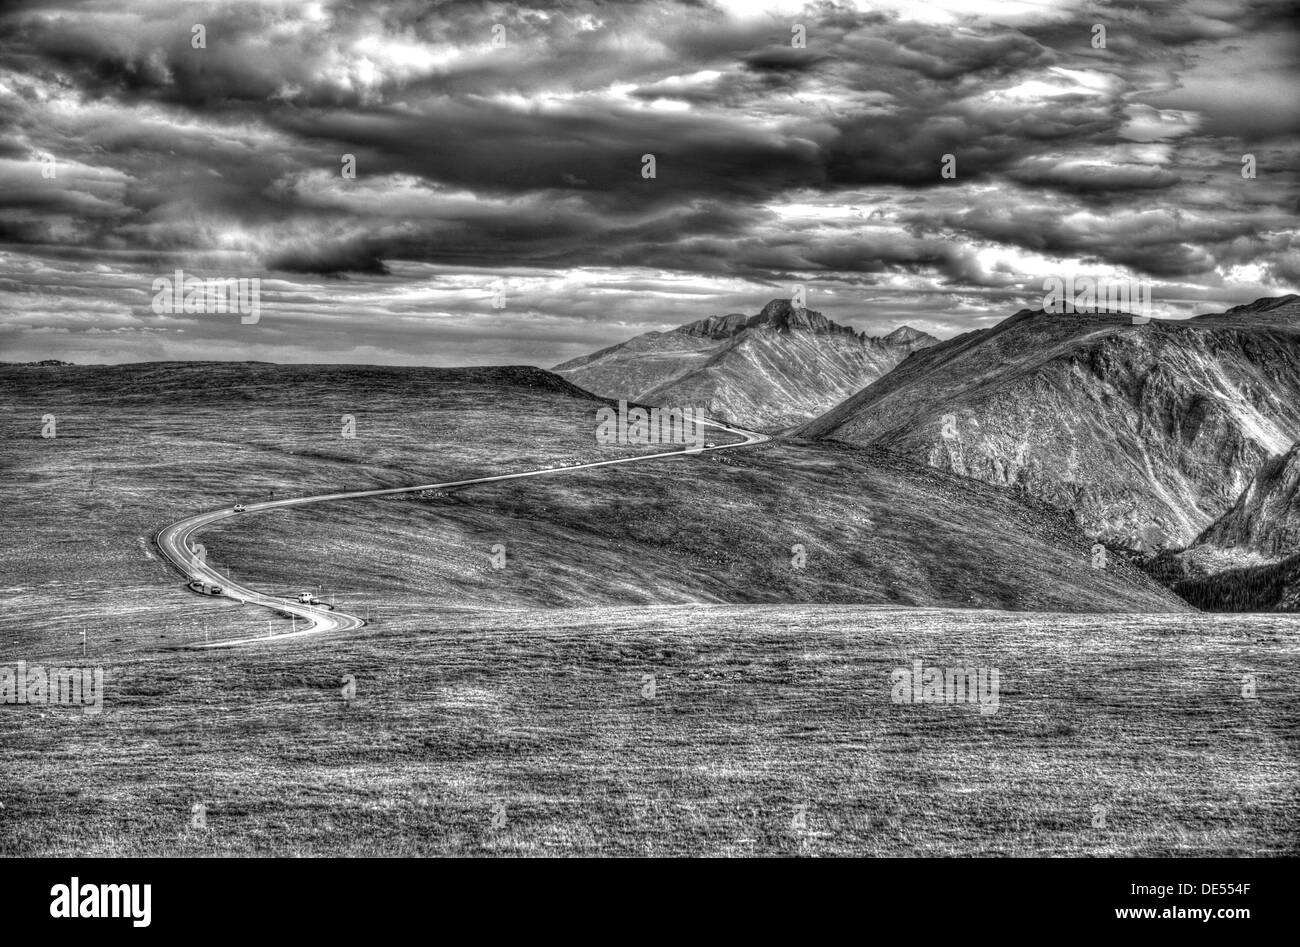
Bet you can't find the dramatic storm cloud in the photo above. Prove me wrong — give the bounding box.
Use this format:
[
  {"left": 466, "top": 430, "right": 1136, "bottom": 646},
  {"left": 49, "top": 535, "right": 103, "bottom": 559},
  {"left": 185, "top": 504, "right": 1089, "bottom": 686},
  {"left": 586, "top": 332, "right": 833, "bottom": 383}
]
[{"left": 0, "top": 0, "right": 1297, "bottom": 365}]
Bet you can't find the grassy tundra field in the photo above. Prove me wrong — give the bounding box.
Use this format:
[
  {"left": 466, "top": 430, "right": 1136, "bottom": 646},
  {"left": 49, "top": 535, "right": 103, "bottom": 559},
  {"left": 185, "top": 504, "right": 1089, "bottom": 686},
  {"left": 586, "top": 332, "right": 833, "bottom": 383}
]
[
  {"left": 2, "top": 606, "right": 1296, "bottom": 856},
  {"left": 1, "top": 362, "right": 1295, "bottom": 856}
]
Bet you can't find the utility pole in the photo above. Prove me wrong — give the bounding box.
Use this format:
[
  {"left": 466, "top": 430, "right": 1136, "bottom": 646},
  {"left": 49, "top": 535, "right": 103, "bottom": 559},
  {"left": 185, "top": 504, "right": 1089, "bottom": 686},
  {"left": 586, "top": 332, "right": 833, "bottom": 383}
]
[{"left": 81, "top": 627, "right": 86, "bottom": 657}]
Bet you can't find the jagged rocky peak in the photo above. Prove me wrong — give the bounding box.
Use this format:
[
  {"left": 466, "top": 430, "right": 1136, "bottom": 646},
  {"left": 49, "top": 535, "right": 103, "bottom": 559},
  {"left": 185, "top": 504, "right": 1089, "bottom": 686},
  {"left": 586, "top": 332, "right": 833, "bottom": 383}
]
[
  {"left": 749, "top": 298, "right": 850, "bottom": 335},
  {"left": 675, "top": 298, "right": 937, "bottom": 345},
  {"left": 555, "top": 297, "right": 942, "bottom": 429},
  {"left": 677, "top": 298, "right": 855, "bottom": 339}
]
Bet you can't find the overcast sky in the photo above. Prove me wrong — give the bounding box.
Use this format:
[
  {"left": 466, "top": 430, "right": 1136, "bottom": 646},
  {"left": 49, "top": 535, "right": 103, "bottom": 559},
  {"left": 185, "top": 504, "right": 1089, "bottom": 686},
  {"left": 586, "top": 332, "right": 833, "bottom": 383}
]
[{"left": 1, "top": 0, "right": 1297, "bottom": 366}]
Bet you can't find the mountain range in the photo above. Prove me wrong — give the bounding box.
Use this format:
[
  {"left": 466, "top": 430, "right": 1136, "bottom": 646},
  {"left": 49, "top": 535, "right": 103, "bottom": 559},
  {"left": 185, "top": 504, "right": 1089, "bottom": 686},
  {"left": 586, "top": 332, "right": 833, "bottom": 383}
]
[
  {"left": 554, "top": 298, "right": 937, "bottom": 429},
  {"left": 561, "top": 292, "right": 1300, "bottom": 609}
]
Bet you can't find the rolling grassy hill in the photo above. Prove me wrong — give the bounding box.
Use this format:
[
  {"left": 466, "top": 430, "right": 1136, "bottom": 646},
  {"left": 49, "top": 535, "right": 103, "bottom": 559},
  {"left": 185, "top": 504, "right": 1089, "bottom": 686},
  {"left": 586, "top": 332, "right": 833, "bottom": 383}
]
[{"left": 0, "top": 362, "right": 1185, "bottom": 660}]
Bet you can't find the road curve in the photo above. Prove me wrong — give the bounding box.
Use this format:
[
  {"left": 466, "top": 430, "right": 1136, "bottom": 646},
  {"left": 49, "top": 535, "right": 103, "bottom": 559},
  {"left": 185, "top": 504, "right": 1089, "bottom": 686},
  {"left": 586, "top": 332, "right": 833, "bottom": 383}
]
[{"left": 156, "top": 417, "right": 770, "bottom": 648}]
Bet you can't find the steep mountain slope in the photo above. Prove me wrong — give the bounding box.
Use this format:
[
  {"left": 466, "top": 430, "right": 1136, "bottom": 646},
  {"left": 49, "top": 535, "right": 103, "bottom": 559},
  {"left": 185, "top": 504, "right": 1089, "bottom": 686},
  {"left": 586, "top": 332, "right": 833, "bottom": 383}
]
[
  {"left": 1190, "top": 441, "right": 1300, "bottom": 558},
  {"left": 1150, "top": 440, "right": 1300, "bottom": 611},
  {"left": 796, "top": 296, "right": 1300, "bottom": 551},
  {"left": 554, "top": 299, "right": 937, "bottom": 429}
]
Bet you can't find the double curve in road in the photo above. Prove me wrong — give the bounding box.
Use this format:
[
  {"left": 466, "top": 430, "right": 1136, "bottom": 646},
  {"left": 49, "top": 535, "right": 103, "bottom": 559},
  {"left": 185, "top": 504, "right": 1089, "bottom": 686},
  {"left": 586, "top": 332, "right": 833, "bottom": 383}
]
[{"left": 155, "top": 417, "right": 769, "bottom": 648}]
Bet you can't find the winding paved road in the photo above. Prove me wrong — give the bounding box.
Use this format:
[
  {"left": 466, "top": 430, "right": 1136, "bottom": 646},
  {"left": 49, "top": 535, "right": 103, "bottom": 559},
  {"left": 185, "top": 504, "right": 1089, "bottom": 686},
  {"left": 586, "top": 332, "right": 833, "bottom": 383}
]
[{"left": 155, "top": 417, "right": 769, "bottom": 648}]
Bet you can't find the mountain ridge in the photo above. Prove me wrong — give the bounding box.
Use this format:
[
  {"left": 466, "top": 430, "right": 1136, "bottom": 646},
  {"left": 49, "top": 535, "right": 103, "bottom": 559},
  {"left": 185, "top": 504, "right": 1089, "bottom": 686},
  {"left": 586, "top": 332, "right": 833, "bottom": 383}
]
[
  {"left": 796, "top": 296, "right": 1300, "bottom": 551},
  {"left": 554, "top": 298, "right": 939, "bottom": 429}
]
